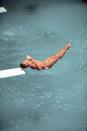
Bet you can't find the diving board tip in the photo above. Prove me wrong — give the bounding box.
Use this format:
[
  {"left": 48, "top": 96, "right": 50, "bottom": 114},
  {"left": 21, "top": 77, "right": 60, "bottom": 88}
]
[{"left": 0, "top": 68, "right": 26, "bottom": 78}]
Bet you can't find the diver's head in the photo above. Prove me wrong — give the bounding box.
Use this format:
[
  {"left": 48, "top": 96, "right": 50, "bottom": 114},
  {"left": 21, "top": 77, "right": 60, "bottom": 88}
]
[{"left": 20, "top": 55, "right": 32, "bottom": 69}]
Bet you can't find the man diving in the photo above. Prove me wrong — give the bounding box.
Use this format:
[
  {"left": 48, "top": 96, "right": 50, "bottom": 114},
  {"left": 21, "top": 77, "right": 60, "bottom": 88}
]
[{"left": 20, "top": 43, "right": 71, "bottom": 70}]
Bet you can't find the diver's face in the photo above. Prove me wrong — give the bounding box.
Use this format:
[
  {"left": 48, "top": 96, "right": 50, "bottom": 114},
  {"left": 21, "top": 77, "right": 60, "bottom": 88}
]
[{"left": 23, "top": 59, "right": 32, "bottom": 66}]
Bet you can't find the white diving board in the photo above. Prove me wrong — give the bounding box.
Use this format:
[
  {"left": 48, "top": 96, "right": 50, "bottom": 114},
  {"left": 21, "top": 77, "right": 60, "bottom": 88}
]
[
  {"left": 0, "top": 68, "right": 26, "bottom": 78},
  {"left": 0, "top": 7, "right": 7, "bottom": 13}
]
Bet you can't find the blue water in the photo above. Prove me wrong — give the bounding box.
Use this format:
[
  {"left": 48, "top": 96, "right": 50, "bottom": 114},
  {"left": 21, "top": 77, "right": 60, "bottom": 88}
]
[{"left": 0, "top": 0, "right": 87, "bottom": 131}]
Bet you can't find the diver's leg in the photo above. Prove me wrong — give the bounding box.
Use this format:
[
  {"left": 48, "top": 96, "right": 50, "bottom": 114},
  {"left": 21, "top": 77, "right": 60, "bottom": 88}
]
[
  {"left": 54, "top": 43, "right": 71, "bottom": 60},
  {"left": 43, "top": 43, "right": 71, "bottom": 68},
  {"left": 45, "top": 43, "right": 71, "bottom": 61}
]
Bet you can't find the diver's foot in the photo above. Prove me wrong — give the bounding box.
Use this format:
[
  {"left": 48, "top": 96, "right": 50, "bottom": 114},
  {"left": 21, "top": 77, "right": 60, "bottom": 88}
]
[{"left": 64, "top": 43, "right": 72, "bottom": 50}]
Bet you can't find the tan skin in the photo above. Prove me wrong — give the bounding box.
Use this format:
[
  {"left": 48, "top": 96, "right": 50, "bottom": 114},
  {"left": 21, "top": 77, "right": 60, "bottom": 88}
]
[{"left": 20, "top": 43, "right": 71, "bottom": 70}]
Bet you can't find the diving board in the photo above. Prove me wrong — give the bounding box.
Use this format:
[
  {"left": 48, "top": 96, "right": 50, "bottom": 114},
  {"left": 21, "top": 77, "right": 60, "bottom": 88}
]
[
  {"left": 0, "top": 68, "right": 26, "bottom": 78},
  {"left": 0, "top": 7, "right": 7, "bottom": 13}
]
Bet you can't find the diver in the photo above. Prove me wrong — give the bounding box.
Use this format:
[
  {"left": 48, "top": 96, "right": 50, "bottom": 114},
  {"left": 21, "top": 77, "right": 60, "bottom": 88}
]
[{"left": 20, "top": 43, "right": 71, "bottom": 70}]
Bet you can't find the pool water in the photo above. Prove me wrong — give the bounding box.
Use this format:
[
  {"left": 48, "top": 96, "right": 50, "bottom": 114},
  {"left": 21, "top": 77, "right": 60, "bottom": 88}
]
[{"left": 0, "top": 0, "right": 87, "bottom": 131}]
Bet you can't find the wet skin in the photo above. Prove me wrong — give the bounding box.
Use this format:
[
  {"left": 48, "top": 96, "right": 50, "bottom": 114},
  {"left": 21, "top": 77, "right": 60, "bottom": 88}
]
[{"left": 20, "top": 43, "right": 72, "bottom": 70}]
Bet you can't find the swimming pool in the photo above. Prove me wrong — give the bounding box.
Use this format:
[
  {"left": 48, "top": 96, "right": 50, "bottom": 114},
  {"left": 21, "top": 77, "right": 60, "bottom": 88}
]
[{"left": 0, "top": 0, "right": 87, "bottom": 131}]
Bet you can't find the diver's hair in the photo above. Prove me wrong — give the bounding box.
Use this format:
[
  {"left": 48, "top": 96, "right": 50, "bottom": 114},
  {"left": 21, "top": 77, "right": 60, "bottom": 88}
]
[{"left": 20, "top": 63, "right": 27, "bottom": 69}]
